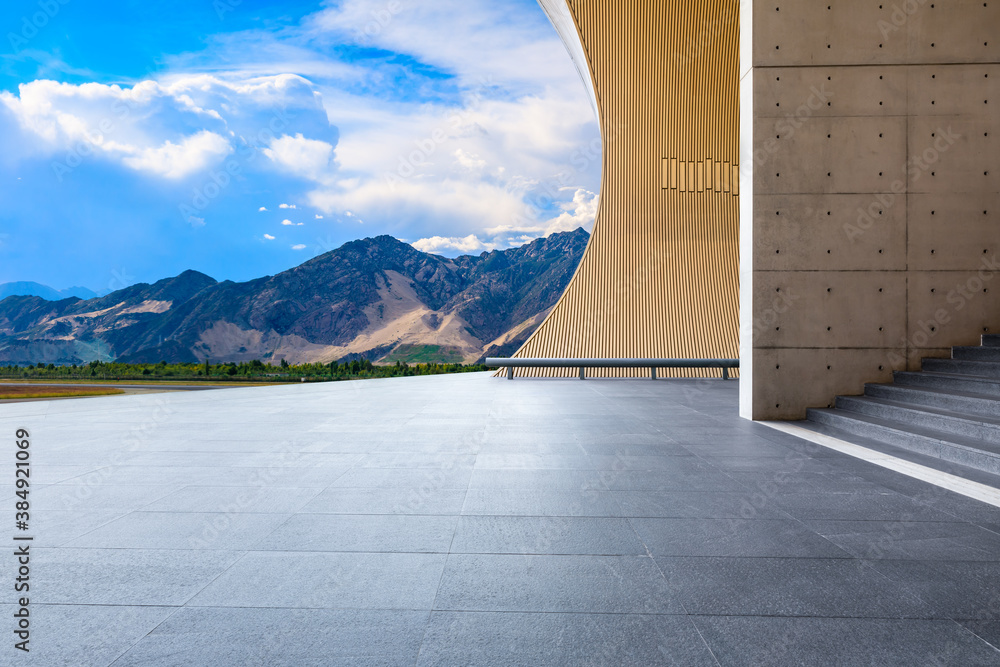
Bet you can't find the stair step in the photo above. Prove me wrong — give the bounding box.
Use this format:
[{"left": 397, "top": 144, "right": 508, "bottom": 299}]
[
  {"left": 953, "top": 346, "right": 1000, "bottom": 362},
  {"left": 796, "top": 420, "right": 1000, "bottom": 488},
  {"left": 984, "top": 334, "right": 1000, "bottom": 347},
  {"left": 922, "top": 358, "right": 1000, "bottom": 378},
  {"left": 836, "top": 395, "right": 1000, "bottom": 442},
  {"left": 867, "top": 381, "right": 1000, "bottom": 418},
  {"left": 893, "top": 370, "right": 1000, "bottom": 399},
  {"left": 807, "top": 408, "right": 1000, "bottom": 476}
]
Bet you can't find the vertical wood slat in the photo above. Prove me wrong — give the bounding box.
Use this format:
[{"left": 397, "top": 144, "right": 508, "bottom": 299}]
[{"left": 505, "top": 0, "right": 740, "bottom": 378}]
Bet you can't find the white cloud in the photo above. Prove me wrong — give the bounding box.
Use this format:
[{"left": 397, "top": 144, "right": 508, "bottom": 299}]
[
  {"left": 454, "top": 148, "right": 486, "bottom": 171},
  {"left": 291, "top": 244, "right": 307, "bottom": 250},
  {"left": 411, "top": 234, "right": 496, "bottom": 255},
  {"left": 259, "top": 206, "right": 268, "bottom": 212},
  {"left": 263, "top": 233, "right": 275, "bottom": 240},
  {"left": 0, "top": 74, "right": 332, "bottom": 181},
  {"left": 299, "top": 48, "right": 598, "bottom": 253},
  {"left": 0, "top": 2, "right": 601, "bottom": 262},
  {"left": 263, "top": 133, "right": 335, "bottom": 180},
  {"left": 281, "top": 219, "right": 294, "bottom": 226},
  {"left": 122, "top": 130, "right": 232, "bottom": 179},
  {"left": 454, "top": 148, "right": 486, "bottom": 170},
  {"left": 310, "top": 0, "right": 580, "bottom": 92},
  {"left": 486, "top": 188, "right": 598, "bottom": 238}
]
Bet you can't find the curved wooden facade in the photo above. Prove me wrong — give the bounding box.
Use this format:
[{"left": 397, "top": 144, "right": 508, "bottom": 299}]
[{"left": 506, "top": 0, "right": 740, "bottom": 378}]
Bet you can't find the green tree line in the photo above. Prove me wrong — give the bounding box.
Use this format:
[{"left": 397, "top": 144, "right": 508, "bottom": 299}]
[{"left": 0, "top": 358, "right": 488, "bottom": 383}]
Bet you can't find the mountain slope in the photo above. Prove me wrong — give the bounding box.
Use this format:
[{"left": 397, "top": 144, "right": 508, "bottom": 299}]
[{"left": 0, "top": 230, "right": 589, "bottom": 365}]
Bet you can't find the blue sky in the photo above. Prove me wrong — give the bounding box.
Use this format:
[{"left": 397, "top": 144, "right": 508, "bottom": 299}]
[{"left": 0, "top": 0, "right": 600, "bottom": 293}]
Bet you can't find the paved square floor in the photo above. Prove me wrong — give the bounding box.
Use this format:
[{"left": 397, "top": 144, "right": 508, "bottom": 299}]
[{"left": 3, "top": 373, "right": 1000, "bottom": 665}]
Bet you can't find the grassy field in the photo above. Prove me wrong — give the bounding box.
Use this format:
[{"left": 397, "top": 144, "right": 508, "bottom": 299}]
[
  {"left": 0, "top": 385, "right": 125, "bottom": 400},
  {"left": 0, "top": 379, "right": 278, "bottom": 386},
  {"left": 383, "top": 344, "right": 467, "bottom": 364}
]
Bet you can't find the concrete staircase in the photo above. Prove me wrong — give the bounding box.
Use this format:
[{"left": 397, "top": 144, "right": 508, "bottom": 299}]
[{"left": 806, "top": 334, "right": 1000, "bottom": 475}]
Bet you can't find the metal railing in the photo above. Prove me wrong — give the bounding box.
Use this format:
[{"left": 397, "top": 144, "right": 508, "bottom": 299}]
[{"left": 485, "top": 358, "right": 740, "bottom": 380}]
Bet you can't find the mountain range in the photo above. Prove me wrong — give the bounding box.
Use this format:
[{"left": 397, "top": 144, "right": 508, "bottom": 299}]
[
  {"left": 0, "top": 282, "right": 100, "bottom": 302},
  {"left": 0, "top": 229, "right": 588, "bottom": 366}
]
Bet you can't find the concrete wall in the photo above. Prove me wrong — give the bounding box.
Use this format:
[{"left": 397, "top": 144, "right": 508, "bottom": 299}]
[{"left": 741, "top": 0, "right": 1000, "bottom": 420}]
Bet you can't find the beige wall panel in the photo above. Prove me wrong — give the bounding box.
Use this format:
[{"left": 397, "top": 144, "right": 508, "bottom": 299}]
[
  {"left": 753, "top": 349, "right": 905, "bottom": 420},
  {"left": 755, "top": 67, "right": 906, "bottom": 118},
  {"left": 905, "top": 2, "right": 1000, "bottom": 63},
  {"left": 754, "top": 117, "right": 907, "bottom": 194},
  {"left": 907, "top": 271, "right": 1000, "bottom": 365},
  {"left": 906, "top": 117, "right": 1000, "bottom": 193},
  {"left": 746, "top": 0, "right": 1000, "bottom": 419},
  {"left": 754, "top": 195, "right": 906, "bottom": 271},
  {"left": 907, "top": 193, "right": 1000, "bottom": 270},
  {"left": 510, "top": 0, "right": 741, "bottom": 378},
  {"left": 752, "top": 272, "right": 907, "bottom": 349},
  {"left": 753, "top": 1, "right": 904, "bottom": 67},
  {"left": 905, "top": 65, "right": 1000, "bottom": 116}
]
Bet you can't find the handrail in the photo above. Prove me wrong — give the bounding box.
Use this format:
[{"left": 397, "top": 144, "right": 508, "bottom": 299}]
[{"left": 485, "top": 358, "right": 740, "bottom": 380}]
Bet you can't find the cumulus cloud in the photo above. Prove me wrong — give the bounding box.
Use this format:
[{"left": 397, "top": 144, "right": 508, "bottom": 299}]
[
  {"left": 279, "top": 203, "right": 296, "bottom": 209},
  {"left": 0, "top": 74, "right": 334, "bottom": 182},
  {"left": 454, "top": 148, "right": 486, "bottom": 170},
  {"left": 263, "top": 133, "right": 335, "bottom": 180},
  {"left": 263, "top": 233, "right": 275, "bottom": 240},
  {"left": 315, "top": 214, "right": 323, "bottom": 219},
  {"left": 411, "top": 234, "right": 496, "bottom": 255},
  {"left": 407, "top": 187, "right": 594, "bottom": 256},
  {"left": 486, "top": 188, "right": 598, "bottom": 238},
  {"left": 299, "top": 56, "right": 598, "bottom": 252},
  {"left": 291, "top": 243, "right": 307, "bottom": 250},
  {"left": 281, "top": 219, "right": 294, "bottom": 225},
  {"left": 122, "top": 130, "right": 232, "bottom": 179},
  {"left": 259, "top": 206, "right": 268, "bottom": 212}
]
